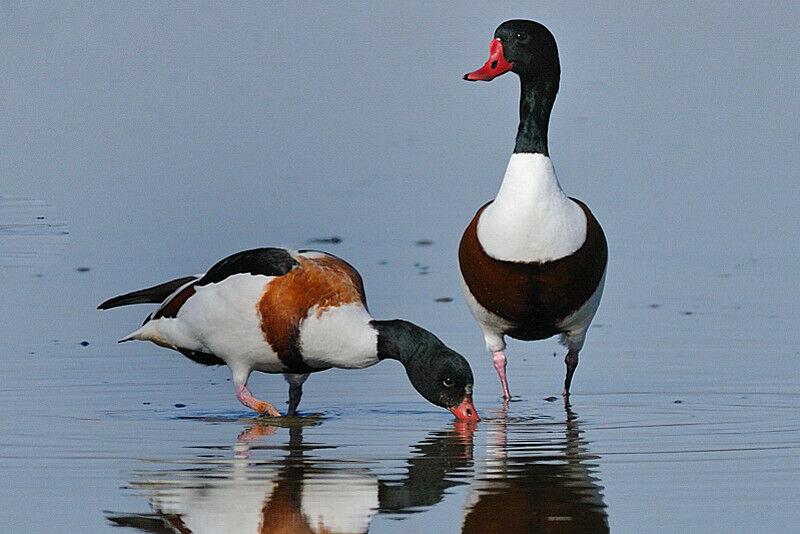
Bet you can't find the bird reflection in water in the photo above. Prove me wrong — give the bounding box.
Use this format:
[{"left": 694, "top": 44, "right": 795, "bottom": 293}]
[
  {"left": 106, "top": 419, "right": 476, "bottom": 533},
  {"left": 462, "top": 400, "right": 609, "bottom": 533},
  {"left": 378, "top": 420, "right": 476, "bottom": 513},
  {"left": 107, "top": 402, "right": 607, "bottom": 533}
]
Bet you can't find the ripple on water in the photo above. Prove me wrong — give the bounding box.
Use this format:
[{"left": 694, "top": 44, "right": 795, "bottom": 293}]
[
  {"left": 576, "top": 391, "right": 800, "bottom": 465},
  {"left": 0, "top": 196, "right": 68, "bottom": 268}
]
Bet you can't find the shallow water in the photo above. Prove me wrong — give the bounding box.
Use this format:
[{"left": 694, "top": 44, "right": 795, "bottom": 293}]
[
  {"left": 3, "top": 3, "right": 800, "bottom": 533},
  {"left": 3, "top": 240, "right": 798, "bottom": 532}
]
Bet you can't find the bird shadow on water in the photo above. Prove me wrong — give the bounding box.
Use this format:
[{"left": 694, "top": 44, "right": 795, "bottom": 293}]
[{"left": 106, "top": 403, "right": 608, "bottom": 533}]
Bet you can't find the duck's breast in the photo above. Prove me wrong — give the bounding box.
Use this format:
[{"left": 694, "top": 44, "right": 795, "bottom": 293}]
[
  {"left": 476, "top": 153, "right": 587, "bottom": 264},
  {"left": 459, "top": 199, "right": 607, "bottom": 339}
]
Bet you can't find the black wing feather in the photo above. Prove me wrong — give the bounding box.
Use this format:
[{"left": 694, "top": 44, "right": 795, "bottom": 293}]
[
  {"left": 98, "top": 276, "right": 198, "bottom": 310},
  {"left": 195, "top": 247, "right": 299, "bottom": 286}
]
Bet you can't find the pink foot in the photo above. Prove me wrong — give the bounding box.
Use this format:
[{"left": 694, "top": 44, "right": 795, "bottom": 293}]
[
  {"left": 236, "top": 384, "right": 281, "bottom": 417},
  {"left": 492, "top": 350, "right": 511, "bottom": 400}
]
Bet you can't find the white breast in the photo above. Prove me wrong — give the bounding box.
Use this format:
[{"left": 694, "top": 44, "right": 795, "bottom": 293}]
[
  {"left": 298, "top": 303, "right": 379, "bottom": 370},
  {"left": 477, "top": 153, "right": 587, "bottom": 263}
]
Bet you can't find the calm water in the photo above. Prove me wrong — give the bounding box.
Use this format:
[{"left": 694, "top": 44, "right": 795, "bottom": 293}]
[{"left": 2, "top": 3, "right": 800, "bottom": 533}]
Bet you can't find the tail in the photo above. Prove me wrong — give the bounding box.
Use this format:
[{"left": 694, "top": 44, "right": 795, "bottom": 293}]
[
  {"left": 98, "top": 276, "right": 197, "bottom": 310},
  {"left": 117, "top": 322, "right": 171, "bottom": 346},
  {"left": 118, "top": 329, "right": 142, "bottom": 343}
]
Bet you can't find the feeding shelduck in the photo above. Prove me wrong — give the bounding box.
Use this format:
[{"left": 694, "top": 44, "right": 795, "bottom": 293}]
[
  {"left": 458, "top": 20, "right": 608, "bottom": 399},
  {"left": 99, "top": 247, "right": 478, "bottom": 420}
]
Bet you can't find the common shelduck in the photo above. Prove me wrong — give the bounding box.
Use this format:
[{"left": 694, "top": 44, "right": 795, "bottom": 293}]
[
  {"left": 459, "top": 20, "right": 608, "bottom": 399},
  {"left": 99, "top": 247, "right": 478, "bottom": 420}
]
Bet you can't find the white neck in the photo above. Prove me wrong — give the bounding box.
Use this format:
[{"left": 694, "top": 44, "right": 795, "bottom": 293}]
[{"left": 477, "top": 153, "right": 587, "bottom": 262}]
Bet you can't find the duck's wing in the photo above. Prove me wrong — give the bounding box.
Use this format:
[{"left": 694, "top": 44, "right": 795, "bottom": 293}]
[
  {"left": 98, "top": 247, "right": 300, "bottom": 312},
  {"left": 195, "top": 247, "right": 299, "bottom": 287},
  {"left": 97, "top": 275, "right": 198, "bottom": 310},
  {"left": 144, "top": 248, "right": 301, "bottom": 324}
]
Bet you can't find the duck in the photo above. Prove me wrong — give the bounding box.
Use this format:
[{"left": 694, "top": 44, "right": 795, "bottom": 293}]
[
  {"left": 98, "top": 247, "right": 479, "bottom": 420},
  {"left": 458, "top": 20, "right": 608, "bottom": 399}
]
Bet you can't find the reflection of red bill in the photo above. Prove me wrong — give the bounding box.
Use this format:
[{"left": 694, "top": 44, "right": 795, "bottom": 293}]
[
  {"left": 449, "top": 396, "right": 480, "bottom": 421},
  {"left": 463, "top": 39, "right": 514, "bottom": 81}
]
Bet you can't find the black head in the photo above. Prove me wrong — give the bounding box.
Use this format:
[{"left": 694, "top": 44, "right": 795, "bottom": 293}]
[
  {"left": 374, "top": 320, "right": 479, "bottom": 422},
  {"left": 464, "top": 19, "right": 560, "bottom": 85},
  {"left": 406, "top": 344, "right": 477, "bottom": 420}
]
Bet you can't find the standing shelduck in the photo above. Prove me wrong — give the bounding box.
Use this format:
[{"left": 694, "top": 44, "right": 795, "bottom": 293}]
[
  {"left": 459, "top": 20, "right": 608, "bottom": 399},
  {"left": 99, "top": 247, "right": 478, "bottom": 420}
]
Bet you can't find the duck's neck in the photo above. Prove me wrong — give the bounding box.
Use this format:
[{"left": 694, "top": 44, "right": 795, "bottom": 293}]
[
  {"left": 514, "top": 79, "right": 558, "bottom": 156},
  {"left": 372, "top": 319, "right": 427, "bottom": 365}
]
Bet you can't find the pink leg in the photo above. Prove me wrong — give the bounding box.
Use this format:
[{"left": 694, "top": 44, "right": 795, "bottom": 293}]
[
  {"left": 236, "top": 384, "right": 281, "bottom": 417},
  {"left": 492, "top": 350, "right": 511, "bottom": 400}
]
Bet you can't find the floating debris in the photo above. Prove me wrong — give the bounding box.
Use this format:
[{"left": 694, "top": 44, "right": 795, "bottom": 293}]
[
  {"left": 649, "top": 303, "right": 661, "bottom": 308},
  {"left": 544, "top": 396, "right": 558, "bottom": 402},
  {"left": 435, "top": 297, "right": 453, "bottom": 303},
  {"left": 174, "top": 403, "right": 186, "bottom": 408},
  {"left": 79, "top": 340, "right": 89, "bottom": 347},
  {"left": 415, "top": 239, "right": 434, "bottom": 246},
  {"left": 306, "top": 236, "right": 342, "bottom": 245},
  {"left": 673, "top": 400, "right": 683, "bottom": 404},
  {"left": 377, "top": 260, "right": 388, "bottom": 265},
  {"left": 681, "top": 311, "right": 693, "bottom": 316},
  {"left": 75, "top": 266, "right": 90, "bottom": 272}
]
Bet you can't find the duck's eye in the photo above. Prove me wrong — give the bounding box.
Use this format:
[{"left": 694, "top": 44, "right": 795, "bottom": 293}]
[
  {"left": 516, "top": 32, "right": 528, "bottom": 41},
  {"left": 442, "top": 377, "right": 454, "bottom": 388}
]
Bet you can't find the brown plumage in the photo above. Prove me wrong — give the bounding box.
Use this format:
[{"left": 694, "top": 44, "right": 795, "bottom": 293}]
[
  {"left": 458, "top": 199, "right": 607, "bottom": 340},
  {"left": 258, "top": 254, "right": 368, "bottom": 372}
]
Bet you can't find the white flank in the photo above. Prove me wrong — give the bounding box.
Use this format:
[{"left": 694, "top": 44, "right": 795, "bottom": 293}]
[
  {"left": 556, "top": 269, "right": 606, "bottom": 351},
  {"left": 298, "top": 303, "right": 378, "bottom": 369},
  {"left": 459, "top": 271, "right": 512, "bottom": 353},
  {"left": 124, "top": 273, "right": 286, "bottom": 382},
  {"left": 477, "top": 152, "right": 587, "bottom": 262}
]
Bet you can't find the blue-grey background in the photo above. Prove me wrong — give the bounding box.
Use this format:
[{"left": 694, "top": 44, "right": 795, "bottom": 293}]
[{"left": 2, "top": 2, "right": 799, "bottom": 532}]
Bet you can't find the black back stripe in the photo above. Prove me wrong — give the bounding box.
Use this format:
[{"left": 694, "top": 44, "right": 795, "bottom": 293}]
[{"left": 196, "top": 248, "right": 299, "bottom": 287}]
